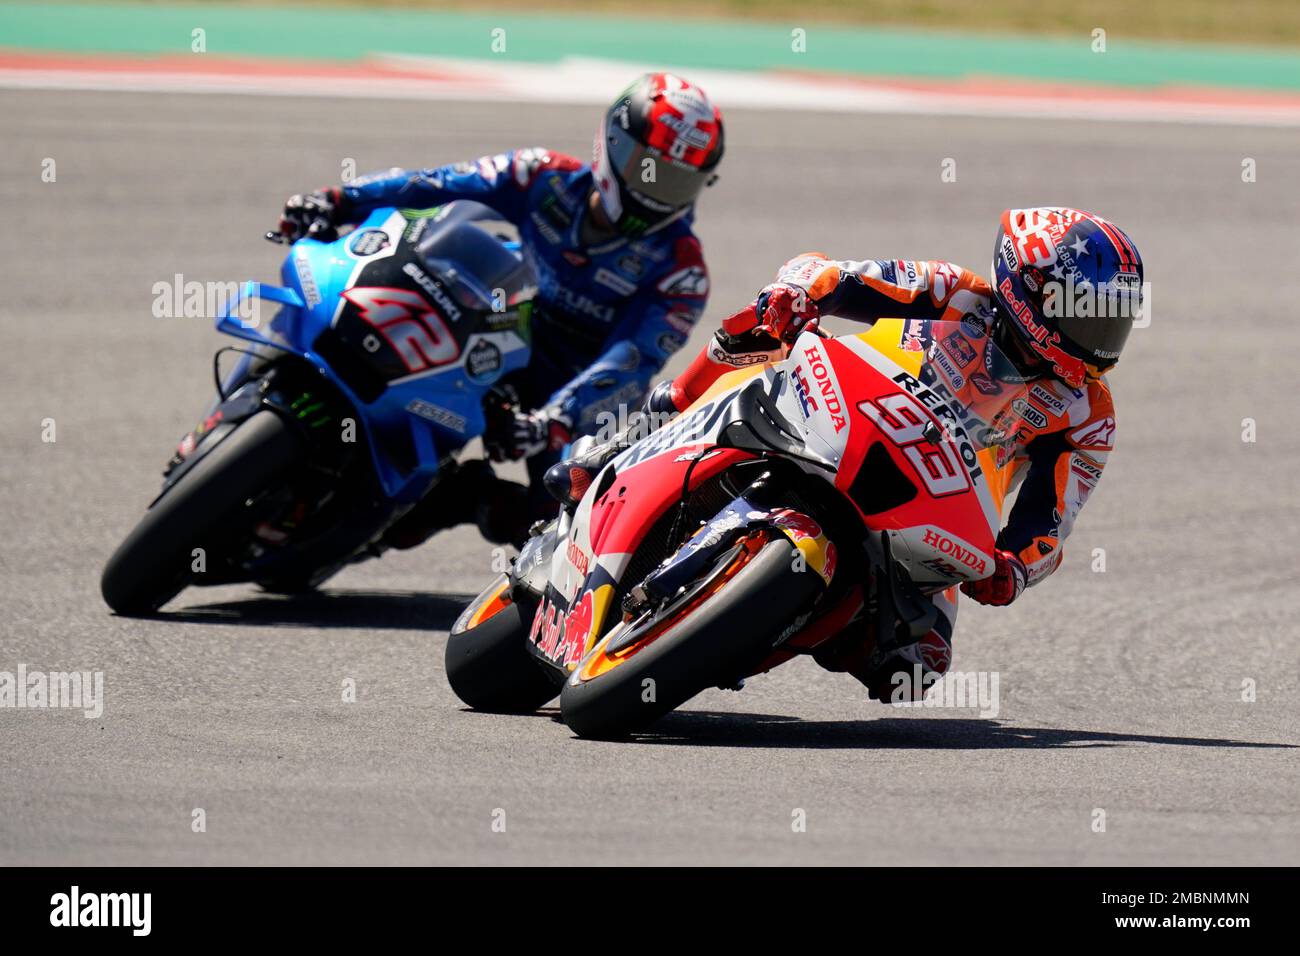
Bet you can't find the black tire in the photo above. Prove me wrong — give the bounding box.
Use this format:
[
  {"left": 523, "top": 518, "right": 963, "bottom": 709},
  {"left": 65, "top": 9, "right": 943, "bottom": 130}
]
[
  {"left": 445, "top": 594, "right": 559, "bottom": 713},
  {"left": 100, "top": 410, "right": 304, "bottom": 615},
  {"left": 256, "top": 562, "right": 342, "bottom": 595},
  {"left": 560, "top": 539, "right": 822, "bottom": 740},
  {"left": 256, "top": 574, "right": 322, "bottom": 595}
]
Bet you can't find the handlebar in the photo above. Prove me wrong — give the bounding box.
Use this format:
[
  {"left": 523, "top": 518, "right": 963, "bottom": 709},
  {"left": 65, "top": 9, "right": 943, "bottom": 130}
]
[{"left": 264, "top": 219, "right": 339, "bottom": 246}]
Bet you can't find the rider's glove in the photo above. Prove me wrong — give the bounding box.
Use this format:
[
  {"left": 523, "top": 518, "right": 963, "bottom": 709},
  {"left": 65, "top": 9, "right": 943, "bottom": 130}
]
[
  {"left": 485, "top": 405, "right": 573, "bottom": 463},
  {"left": 276, "top": 187, "right": 347, "bottom": 242},
  {"left": 722, "top": 282, "right": 820, "bottom": 344},
  {"left": 960, "top": 549, "right": 1028, "bottom": 606}
]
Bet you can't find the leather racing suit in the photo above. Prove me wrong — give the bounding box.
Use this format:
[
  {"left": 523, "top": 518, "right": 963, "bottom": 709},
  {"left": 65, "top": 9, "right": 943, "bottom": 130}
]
[
  {"left": 339, "top": 148, "right": 711, "bottom": 543},
  {"left": 658, "top": 254, "right": 1117, "bottom": 699}
]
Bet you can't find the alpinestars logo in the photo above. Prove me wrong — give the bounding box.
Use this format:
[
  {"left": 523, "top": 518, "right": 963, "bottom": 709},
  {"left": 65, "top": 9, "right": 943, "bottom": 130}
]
[{"left": 1070, "top": 416, "right": 1116, "bottom": 451}]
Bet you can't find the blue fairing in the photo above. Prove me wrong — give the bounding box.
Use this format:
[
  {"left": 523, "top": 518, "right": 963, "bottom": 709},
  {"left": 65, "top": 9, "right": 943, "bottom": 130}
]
[{"left": 215, "top": 204, "right": 533, "bottom": 504}]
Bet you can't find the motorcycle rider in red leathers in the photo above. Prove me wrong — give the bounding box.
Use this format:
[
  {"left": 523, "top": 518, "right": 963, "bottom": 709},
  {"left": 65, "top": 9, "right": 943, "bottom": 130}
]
[{"left": 551, "top": 207, "right": 1143, "bottom": 702}]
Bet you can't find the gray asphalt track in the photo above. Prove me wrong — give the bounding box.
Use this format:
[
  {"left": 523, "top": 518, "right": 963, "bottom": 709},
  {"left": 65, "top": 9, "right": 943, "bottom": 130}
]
[{"left": 1, "top": 91, "right": 1298, "bottom": 865}]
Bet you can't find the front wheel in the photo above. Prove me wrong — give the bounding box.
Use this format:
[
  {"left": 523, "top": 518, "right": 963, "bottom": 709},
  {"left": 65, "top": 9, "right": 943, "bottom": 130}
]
[
  {"left": 560, "top": 537, "right": 822, "bottom": 739},
  {"left": 100, "top": 409, "right": 304, "bottom": 615},
  {"left": 445, "top": 577, "right": 558, "bottom": 713}
]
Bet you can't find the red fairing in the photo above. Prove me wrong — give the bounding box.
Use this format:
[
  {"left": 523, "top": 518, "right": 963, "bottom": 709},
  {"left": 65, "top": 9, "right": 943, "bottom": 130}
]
[
  {"left": 822, "top": 338, "right": 997, "bottom": 560},
  {"left": 586, "top": 446, "right": 754, "bottom": 559}
]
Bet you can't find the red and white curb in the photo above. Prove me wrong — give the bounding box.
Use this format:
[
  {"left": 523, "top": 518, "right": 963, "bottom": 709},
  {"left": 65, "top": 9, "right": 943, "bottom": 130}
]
[{"left": 2, "top": 49, "right": 1298, "bottom": 127}]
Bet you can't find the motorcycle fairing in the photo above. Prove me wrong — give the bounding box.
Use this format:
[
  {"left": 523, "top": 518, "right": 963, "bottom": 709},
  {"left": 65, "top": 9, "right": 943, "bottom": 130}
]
[
  {"left": 520, "top": 318, "right": 1019, "bottom": 680},
  {"left": 214, "top": 206, "right": 532, "bottom": 504},
  {"left": 529, "top": 378, "right": 840, "bottom": 677},
  {"left": 708, "top": 327, "right": 1007, "bottom": 586},
  {"left": 526, "top": 368, "right": 787, "bottom": 675},
  {"left": 523, "top": 443, "right": 757, "bottom": 674},
  {"left": 823, "top": 325, "right": 1007, "bottom": 586}
]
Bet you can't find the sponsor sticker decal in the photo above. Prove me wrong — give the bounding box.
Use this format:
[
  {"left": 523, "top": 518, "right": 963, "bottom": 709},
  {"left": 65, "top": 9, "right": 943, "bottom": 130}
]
[
  {"left": 406, "top": 398, "right": 468, "bottom": 433},
  {"left": 349, "top": 229, "right": 390, "bottom": 257},
  {"left": 465, "top": 340, "right": 503, "bottom": 383}
]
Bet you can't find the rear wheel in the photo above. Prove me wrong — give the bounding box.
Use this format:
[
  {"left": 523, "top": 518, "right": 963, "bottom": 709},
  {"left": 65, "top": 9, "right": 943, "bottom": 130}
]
[
  {"left": 100, "top": 410, "right": 304, "bottom": 615},
  {"left": 445, "top": 578, "right": 558, "bottom": 713},
  {"left": 560, "top": 537, "right": 822, "bottom": 739}
]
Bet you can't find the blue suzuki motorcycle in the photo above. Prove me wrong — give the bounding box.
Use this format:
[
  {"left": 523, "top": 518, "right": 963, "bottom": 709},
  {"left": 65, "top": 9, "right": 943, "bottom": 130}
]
[{"left": 101, "top": 201, "right": 535, "bottom": 615}]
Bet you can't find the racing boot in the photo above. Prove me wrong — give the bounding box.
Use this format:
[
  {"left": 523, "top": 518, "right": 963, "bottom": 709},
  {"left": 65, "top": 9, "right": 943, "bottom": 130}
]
[
  {"left": 382, "top": 458, "right": 499, "bottom": 549},
  {"left": 473, "top": 476, "right": 535, "bottom": 548},
  {"left": 814, "top": 587, "right": 958, "bottom": 704}
]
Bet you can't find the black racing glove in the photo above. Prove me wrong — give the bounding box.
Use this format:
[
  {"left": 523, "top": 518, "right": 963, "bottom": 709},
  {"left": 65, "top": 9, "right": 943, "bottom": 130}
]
[
  {"left": 485, "top": 404, "right": 574, "bottom": 463},
  {"left": 270, "top": 187, "right": 347, "bottom": 243}
]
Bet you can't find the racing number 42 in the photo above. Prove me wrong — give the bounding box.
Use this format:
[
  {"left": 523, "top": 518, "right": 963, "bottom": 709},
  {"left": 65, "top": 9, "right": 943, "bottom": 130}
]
[{"left": 341, "top": 286, "right": 460, "bottom": 373}]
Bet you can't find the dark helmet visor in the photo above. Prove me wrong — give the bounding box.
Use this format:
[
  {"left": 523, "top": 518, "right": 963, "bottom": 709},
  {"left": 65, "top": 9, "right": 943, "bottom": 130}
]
[
  {"left": 605, "top": 122, "right": 708, "bottom": 212},
  {"left": 1040, "top": 277, "right": 1140, "bottom": 364}
]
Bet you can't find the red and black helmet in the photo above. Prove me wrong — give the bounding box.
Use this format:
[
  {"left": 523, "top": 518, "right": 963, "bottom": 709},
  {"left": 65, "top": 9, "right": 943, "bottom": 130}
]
[{"left": 592, "top": 73, "right": 725, "bottom": 237}]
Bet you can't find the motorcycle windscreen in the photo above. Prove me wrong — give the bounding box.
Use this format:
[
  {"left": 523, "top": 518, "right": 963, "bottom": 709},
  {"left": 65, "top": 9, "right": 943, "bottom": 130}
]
[
  {"left": 843, "top": 318, "right": 1032, "bottom": 529},
  {"left": 911, "top": 320, "right": 1029, "bottom": 453},
  {"left": 415, "top": 216, "right": 537, "bottom": 312}
]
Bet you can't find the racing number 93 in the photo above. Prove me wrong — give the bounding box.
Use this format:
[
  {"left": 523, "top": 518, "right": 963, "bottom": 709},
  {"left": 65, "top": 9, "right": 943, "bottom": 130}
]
[{"left": 858, "top": 392, "right": 970, "bottom": 497}]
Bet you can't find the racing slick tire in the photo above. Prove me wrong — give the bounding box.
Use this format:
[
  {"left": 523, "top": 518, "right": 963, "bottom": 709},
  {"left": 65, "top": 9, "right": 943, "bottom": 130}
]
[
  {"left": 100, "top": 410, "right": 304, "bottom": 616},
  {"left": 445, "top": 586, "right": 558, "bottom": 713},
  {"left": 560, "top": 538, "right": 822, "bottom": 740}
]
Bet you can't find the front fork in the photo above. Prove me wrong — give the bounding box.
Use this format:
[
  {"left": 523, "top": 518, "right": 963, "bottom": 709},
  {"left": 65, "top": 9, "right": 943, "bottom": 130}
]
[{"left": 161, "top": 355, "right": 350, "bottom": 499}]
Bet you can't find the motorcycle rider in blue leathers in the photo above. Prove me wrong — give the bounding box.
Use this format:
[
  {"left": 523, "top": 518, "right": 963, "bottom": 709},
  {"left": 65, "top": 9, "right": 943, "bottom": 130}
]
[{"left": 275, "top": 73, "right": 726, "bottom": 546}]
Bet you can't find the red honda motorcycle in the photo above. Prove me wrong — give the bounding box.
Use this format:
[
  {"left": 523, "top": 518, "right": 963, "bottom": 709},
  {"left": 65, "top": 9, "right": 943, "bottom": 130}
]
[{"left": 446, "top": 318, "right": 1027, "bottom": 738}]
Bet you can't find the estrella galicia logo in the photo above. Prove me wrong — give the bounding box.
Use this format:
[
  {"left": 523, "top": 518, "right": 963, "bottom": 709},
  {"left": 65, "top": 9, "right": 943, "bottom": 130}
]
[
  {"left": 349, "top": 229, "right": 390, "bottom": 257},
  {"left": 960, "top": 311, "right": 988, "bottom": 337},
  {"left": 465, "top": 340, "right": 503, "bottom": 383}
]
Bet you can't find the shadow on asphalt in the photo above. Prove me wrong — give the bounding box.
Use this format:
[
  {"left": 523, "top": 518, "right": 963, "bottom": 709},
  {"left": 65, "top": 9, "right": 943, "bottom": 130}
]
[
  {"left": 622, "top": 711, "right": 1298, "bottom": 750},
  {"left": 156, "top": 589, "right": 474, "bottom": 631}
]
